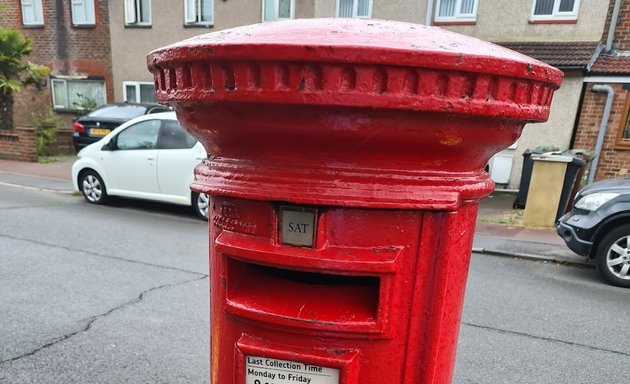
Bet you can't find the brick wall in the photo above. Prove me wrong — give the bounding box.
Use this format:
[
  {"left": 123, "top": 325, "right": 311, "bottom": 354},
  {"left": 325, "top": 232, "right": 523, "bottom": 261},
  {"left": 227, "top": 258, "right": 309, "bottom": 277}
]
[
  {"left": 0, "top": 127, "right": 37, "bottom": 162},
  {"left": 0, "top": 131, "right": 21, "bottom": 160},
  {"left": 0, "top": 0, "right": 112, "bottom": 160},
  {"left": 573, "top": 83, "right": 630, "bottom": 181},
  {"left": 602, "top": 0, "right": 630, "bottom": 51},
  {"left": 46, "top": 127, "right": 74, "bottom": 155}
]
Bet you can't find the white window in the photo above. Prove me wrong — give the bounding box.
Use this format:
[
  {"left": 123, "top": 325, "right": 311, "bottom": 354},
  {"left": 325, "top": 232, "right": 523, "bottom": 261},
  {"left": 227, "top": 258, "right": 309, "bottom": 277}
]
[
  {"left": 185, "top": 0, "right": 213, "bottom": 25},
  {"left": 125, "top": 0, "right": 152, "bottom": 25},
  {"left": 123, "top": 81, "right": 156, "bottom": 103},
  {"left": 262, "top": 0, "right": 294, "bottom": 21},
  {"left": 434, "top": 0, "right": 478, "bottom": 22},
  {"left": 51, "top": 78, "right": 106, "bottom": 111},
  {"left": 531, "top": 0, "right": 580, "bottom": 20},
  {"left": 336, "top": 0, "right": 372, "bottom": 18},
  {"left": 21, "top": 0, "right": 44, "bottom": 26},
  {"left": 71, "top": 0, "right": 96, "bottom": 25}
]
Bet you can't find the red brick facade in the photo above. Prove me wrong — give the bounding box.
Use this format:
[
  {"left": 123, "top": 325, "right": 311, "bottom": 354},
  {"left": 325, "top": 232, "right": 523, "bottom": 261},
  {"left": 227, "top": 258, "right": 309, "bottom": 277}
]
[
  {"left": 572, "top": 0, "right": 630, "bottom": 182},
  {"left": 602, "top": 0, "right": 630, "bottom": 51},
  {"left": 574, "top": 84, "right": 630, "bottom": 181},
  {"left": 0, "top": 0, "right": 113, "bottom": 160}
]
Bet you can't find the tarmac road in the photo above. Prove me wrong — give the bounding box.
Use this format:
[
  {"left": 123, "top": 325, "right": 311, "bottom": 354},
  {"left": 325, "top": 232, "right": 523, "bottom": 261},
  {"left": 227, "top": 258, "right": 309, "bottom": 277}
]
[
  {"left": 454, "top": 254, "right": 630, "bottom": 383},
  {"left": 1, "top": 184, "right": 629, "bottom": 383},
  {"left": 0, "top": 185, "right": 209, "bottom": 383}
]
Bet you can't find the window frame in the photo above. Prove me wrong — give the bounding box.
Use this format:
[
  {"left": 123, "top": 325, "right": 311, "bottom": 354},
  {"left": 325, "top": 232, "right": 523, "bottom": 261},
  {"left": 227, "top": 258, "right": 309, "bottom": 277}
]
[
  {"left": 530, "top": 0, "right": 580, "bottom": 22},
  {"left": 184, "top": 0, "right": 214, "bottom": 26},
  {"left": 615, "top": 96, "right": 630, "bottom": 150},
  {"left": 434, "top": 0, "right": 478, "bottom": 23},
  {"left": 50, "top": 77, "right": 107, "bottom": 112},
  {"left": 70, "top": 0, "right": 96, "bottom": 26},
  {"left": 124, "top": 0, "right": 152, "bottom": 26},
  {"left": 20, "top": 0, "right": 44, "bottom": 26},
  {"left": 123, "top": 81, "right": 156, "bottom": 103},
  {"left": 335, "top": 0, "right": 373, "bottom": 18},
  {"left": 262, "top": 0, "right": 295, "bottom": 22}
]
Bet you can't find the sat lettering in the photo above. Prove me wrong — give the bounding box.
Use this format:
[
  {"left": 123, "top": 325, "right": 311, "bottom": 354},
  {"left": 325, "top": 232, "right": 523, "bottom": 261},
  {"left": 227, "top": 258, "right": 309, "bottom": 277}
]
[{"left": 287, "top": 222, "right": 310, "bottom": 233}]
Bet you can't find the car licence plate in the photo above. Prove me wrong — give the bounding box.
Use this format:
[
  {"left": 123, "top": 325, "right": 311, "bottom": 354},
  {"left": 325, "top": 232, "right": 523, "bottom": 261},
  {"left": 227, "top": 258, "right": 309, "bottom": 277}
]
[{"left": 90, "top": 128, "right": 110, "bottom": 137}]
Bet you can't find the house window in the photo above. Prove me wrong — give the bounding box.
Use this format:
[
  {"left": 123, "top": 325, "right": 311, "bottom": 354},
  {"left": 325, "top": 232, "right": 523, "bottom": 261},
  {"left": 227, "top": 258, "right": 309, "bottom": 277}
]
[
  {"left": 185, "top": 0, "right": 213, "bottom": 26},
  {"left": 21, "top": 0, "right": 44, "bottom": 26},
  {"left": 71, "top": 0, "right": 96, "bottom": 26},
  {"left": 531, "top": 0, "right": 580, "bottom": 21},
  {"left": 616, "top": 96, "right": 630, "bottom": 149},
  {"left": 263, "top": 0, "right": 294, "bottom": 21},
  {"left": 125, "top": 0, "right": 152, "bottom": 26},
  {"left": 337, "top": 0, "right": 372, "bottom": 18},
  {"left": 123, "top": 82, "right": 156, "bottom": 103},
  {"left": 435, "top": 0, "right": 478, "bottom": 22},
  {"left": 51, "top": 78, "right": 106, "bottom": 111}
]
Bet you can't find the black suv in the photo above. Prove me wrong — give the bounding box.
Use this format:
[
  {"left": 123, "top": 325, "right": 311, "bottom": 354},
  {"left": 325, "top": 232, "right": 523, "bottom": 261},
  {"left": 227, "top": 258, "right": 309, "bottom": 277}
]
[
  {"left": 557, "top": 177, "right": 630, "bottom": 288},
  {"left": 72, "top": 103, "right": 170, "bottom": 152}
]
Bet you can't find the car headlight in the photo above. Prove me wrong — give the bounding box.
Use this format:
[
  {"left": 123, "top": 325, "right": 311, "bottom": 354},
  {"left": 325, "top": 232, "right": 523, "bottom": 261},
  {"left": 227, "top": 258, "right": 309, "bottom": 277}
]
[{"left": 574, "top": 192, "right": 619, "bottom": 211}]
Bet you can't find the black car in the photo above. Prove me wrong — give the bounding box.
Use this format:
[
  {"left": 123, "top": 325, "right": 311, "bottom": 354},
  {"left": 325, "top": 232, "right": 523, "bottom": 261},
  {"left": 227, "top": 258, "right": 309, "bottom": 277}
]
[
  {"left": 557, "top": 177, "right": 630, "bottom": 288},
  {"left": 72, "top": 103, "right": 170, "bottom": 151}
]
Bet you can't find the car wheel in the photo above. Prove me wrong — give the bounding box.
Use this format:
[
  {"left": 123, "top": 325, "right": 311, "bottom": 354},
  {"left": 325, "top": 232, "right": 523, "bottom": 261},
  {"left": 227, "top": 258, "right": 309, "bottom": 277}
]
[
  {"left": 596, "top": 223, "right": 630, "bottom": 288},
  {"left": 80, "top": 170, "right": 108, "bottom": 205},
  {"left": 192, "top": 192, "right": 209, "bottom": 221}
]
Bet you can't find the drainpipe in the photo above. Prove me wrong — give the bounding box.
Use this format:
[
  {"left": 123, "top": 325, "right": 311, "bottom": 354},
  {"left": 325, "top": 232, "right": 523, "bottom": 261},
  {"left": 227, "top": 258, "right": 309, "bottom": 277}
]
[
  {"left": 606, "top": 0, "right": 622, "bottom": 52},
  {"left": 588, "top": 85, "right": 615, "bottom": 184},
  {"left": 426, "top": 0, "right": 434, "bottom": 26}
]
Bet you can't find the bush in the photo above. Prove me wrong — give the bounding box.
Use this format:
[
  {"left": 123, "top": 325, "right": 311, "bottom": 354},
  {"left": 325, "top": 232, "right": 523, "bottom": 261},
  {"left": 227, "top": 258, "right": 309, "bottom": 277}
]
[{"left": 31, "top": 108, "right": 65, "bottom": 158}]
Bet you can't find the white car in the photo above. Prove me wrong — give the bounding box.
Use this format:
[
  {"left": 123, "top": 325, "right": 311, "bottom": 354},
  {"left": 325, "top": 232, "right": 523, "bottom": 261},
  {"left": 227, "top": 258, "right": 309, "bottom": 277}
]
[{"left": 71, "top": 112, "right": 209, "bottom": 220}]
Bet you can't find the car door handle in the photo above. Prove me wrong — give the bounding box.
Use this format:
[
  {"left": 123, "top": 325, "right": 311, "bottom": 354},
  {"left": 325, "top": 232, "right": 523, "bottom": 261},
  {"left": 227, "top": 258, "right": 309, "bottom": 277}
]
[{"left": 147, "top": 156, "right": 154, "bottom": 161}]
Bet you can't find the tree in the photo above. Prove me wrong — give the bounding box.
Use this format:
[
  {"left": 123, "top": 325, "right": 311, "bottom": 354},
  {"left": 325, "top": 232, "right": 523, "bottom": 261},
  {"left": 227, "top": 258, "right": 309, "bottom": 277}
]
[{"left": 0, "top": 28, "right": 50, "bottom": 130}]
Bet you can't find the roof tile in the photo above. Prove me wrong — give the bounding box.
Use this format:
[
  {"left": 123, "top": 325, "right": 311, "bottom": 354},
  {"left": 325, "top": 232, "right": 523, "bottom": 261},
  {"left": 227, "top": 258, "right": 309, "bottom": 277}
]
[
  {"left": 590, "top": 55, "right": 630, "bottom": 74},
  {"left": 497, "top": 41, "right": 599, "bottom": 69}
]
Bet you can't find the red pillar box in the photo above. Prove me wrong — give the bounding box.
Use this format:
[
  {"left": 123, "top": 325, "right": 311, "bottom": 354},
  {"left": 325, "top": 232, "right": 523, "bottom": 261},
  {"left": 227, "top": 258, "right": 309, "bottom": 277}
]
[{"left": 148, "top": 19, "right": 562, "bottom": 384}]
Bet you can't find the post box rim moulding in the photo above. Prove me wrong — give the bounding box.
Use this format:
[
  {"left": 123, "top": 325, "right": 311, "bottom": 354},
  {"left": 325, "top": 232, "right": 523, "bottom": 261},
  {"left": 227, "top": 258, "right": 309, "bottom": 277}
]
[
  {"left": 147, "top": 18, "right": 562, "bottom": 120},
  {"left": 147, "top": 18, "right": 563, "bottom": 210}
]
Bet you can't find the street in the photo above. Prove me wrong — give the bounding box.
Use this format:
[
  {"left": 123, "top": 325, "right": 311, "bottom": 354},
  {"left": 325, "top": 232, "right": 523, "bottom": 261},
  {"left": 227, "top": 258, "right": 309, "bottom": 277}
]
[
  {"left": 1, "top": 184, "right": 629, "bottom": 383},
  {"left": 0, "top": 185, "right": 209, "bottom": 383}
]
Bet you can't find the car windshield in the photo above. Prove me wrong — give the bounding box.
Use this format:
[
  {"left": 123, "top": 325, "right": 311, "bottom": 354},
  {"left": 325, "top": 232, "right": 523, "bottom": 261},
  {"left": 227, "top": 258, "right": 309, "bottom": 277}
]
[{"left": 87, "top": 105, "right": 148, "bottom": 119}]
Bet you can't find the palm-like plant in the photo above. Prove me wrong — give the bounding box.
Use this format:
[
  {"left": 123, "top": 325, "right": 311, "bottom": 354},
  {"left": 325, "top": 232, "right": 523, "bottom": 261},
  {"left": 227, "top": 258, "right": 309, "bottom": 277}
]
[{"left": 0, "top": 28, "right": 50, "bottom": 130}]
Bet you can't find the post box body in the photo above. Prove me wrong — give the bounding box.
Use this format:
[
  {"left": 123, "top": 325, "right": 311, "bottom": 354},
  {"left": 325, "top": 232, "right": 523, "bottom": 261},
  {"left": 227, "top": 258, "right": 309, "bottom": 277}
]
[
  {"left": 208, "top": 196, "right": 479, "bottom": 384},
  {"left": 147, "top": 19, "right": 563, "bottom": 384}
]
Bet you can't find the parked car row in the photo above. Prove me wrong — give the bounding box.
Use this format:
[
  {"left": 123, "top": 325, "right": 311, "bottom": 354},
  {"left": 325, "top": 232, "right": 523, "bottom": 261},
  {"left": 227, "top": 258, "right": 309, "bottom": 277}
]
[
  {"left": 72, "top": 107, "right": 630, "bottom": 287},
  {"left": 72, "top": 103, "right": 171, "bottom": 152},
  {"left": 72, "top": 111, "right": 209, "bottom": 220}
]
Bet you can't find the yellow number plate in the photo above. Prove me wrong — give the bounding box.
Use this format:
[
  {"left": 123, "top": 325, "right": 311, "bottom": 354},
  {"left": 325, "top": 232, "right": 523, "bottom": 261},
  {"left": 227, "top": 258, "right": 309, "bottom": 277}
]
[{"left": 90, "top": 128, "right": 110, "bottom": 137}]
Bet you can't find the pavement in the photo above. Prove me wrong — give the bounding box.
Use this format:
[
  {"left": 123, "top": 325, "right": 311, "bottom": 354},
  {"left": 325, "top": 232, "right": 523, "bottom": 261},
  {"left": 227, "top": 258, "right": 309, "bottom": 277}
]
[
  {"left": 0, "top": 156, "right": 590, "bottom": 267},
  {"left": 474, "top": 192, "right": 590, "bottom": 266}
]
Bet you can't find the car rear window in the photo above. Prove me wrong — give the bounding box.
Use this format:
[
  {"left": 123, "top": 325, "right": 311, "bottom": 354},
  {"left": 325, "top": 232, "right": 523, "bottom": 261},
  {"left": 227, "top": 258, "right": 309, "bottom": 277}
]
[{"left": 87, "top": 105, "right": 148, "bottom": 119}]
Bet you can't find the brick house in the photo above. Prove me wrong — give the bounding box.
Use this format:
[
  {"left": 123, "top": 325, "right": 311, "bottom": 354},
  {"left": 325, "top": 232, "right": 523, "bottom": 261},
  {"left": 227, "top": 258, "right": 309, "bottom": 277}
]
[
  {"left": 573, "top": 0, "right": 630, "bottom": 182},
  {"left": 107, "top": 0, "right": 609, "bottom": 189},
  {"left": 420, "top": 0, "right": 608, "bottom": 190},
  {"left": 0, "top": 0, "right": 608, "bottom": 180},
  {"left": 0, "top": 0, "right": 113, "bottom": 160}
]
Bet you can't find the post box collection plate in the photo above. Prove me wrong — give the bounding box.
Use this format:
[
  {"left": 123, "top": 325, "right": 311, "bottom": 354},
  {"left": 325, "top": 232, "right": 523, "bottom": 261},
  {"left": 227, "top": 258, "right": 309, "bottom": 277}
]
[
  {"left": 280, "top": 206, "right": 316, "bottom": 247},
  {"left": 246, "top": 356, "right": 340, "bottom": 384},
  {"left": 148, "top": 18, "right": 563, "bottom": 384}
]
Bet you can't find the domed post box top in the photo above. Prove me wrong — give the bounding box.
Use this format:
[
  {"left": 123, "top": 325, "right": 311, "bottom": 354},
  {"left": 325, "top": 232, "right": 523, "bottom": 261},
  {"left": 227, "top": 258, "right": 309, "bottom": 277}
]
[{"left": 147, "top": 18, "right": 563, "bottom": 210}]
